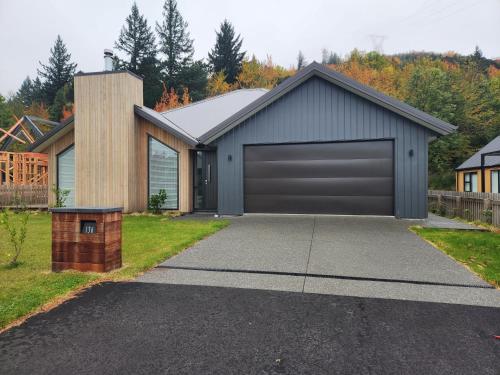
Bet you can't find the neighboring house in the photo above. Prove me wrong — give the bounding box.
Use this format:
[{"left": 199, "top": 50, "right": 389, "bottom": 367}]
[
  {"left": 0, "top": 116, "right": 58, "bottom": 151},
  {"left": 30, "top": 61, "right": 456, "bottom": 218},
  {"left": 455, "top": 136, "right": 500, "bottom": 193}
]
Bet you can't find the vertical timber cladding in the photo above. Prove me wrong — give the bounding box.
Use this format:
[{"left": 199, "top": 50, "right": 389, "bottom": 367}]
[
  {"left": 74, "top": 71, "right": 143, "bottom": 212},
  {"left": 215, "top": 76, "right": 431, "bottom": 218},
  {"left": 244, "top": 141, "right": 394, "bottom": 215}
]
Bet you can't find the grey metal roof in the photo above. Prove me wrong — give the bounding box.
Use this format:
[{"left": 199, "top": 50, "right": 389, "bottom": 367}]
[
  {"left": 456, "top": 136, "right": 500, "bottom": 170},
  {"left": 134, "top": 105, "right": 198, "bottom": 146},
  {"left": 199, "top": 62, "right": 457, "bottom": 144},
  {"left": 29, "top": 116, "right": 74, "bottom": 152},
  {"left": 161, "top": 89, "right": 268, "bottom": 139}
]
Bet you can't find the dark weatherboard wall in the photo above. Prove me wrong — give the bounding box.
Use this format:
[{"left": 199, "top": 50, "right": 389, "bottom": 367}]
[{"left": 213, "top": 76, "right": 432, "bottom": 219}]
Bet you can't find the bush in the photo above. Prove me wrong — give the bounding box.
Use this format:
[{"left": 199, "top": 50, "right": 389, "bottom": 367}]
[
  {"left": 0, "top": 208, "right": 30, "bottom": 267},
  {"left": 51, "top": 185, "right": 70, "bottom": 208},
  {"left": 148, "top": 189, "right": 167, "bottom": 214}
]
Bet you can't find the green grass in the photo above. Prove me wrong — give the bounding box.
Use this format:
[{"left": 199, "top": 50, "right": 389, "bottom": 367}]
[
  {"left": 413, "top": 227, "right": 500, "bottom": 288},
  {"left": 0, "top": 212, "right": 228, "bottom": 329}
]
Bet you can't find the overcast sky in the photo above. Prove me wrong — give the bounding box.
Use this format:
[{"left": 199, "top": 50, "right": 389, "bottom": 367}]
[{"left": 0, "top": 0, "right": 499, "bottom": 95}]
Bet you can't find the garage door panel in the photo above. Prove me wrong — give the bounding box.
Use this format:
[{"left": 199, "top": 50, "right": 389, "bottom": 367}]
[
  {"left": 245, "top": 195, "right": 394, "bottom": 215},
  {"left": 244, "top": 141, "right": 394, "bottom": 215},
  {"left": 245, "top": 142, "right": 393, "bottom": 161},
  {"left": 245, "top": 158, "right": 393, "bottom": 179},
  {"left": 245, "top": 177, "right": 393, "bottom": 196}
]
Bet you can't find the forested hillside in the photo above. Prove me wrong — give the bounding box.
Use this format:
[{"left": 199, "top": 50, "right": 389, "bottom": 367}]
[{"left": 0, "top": 0, "right": 498, "bottom": 189}]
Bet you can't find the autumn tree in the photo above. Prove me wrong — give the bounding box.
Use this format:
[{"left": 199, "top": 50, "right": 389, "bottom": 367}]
[
  {"left": 208, "top": 19, "right": 245, "bottom": 84},
  {"left": 38, "top": 35, "right": 77, "bottom": 105},
  {"left": 154, "top": 83, "right": 191, "bottom": 112},
  {"left": 237, "top": 56, "right": 293, "bottom": 90},
  {"left": 207, "top": 71, "right": 233, "bottom": 96}
]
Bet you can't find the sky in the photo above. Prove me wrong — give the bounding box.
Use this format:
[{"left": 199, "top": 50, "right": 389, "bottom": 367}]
[{"left": 0, "top": 0, "right": 499, "bottom": 95}]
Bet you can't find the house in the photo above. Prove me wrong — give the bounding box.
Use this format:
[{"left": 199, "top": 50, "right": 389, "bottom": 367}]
[
  {"left": 30, "top": 60, "right": 456, "bottom": 218},
  {"left": 0, "top": 115, "right": 59, "bottom": 151},
  {"left": 455, "top": 136, "right": 500, "bottom": 193}
]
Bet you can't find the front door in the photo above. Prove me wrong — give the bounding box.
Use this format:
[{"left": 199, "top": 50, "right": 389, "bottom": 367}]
[{"left": 194, "top": 150, "right": 218, "bottom": 211}]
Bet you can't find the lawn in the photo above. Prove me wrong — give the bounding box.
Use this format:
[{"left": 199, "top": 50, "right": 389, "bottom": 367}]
[
  {"left": 0, "top": 212, "right": 228, "bottom": 330},
  {"left": 413, "top": 227, "right": 500, "bottom": 288}
]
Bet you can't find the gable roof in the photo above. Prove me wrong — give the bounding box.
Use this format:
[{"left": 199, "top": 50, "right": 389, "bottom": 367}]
[
  {"left": 134, "top": 105, "right": 198, "bottom": 146},
  {"left": 161, "top": 89, "right": 268, "bottom": 139},
  {"left": 199, "top": 62, "right": 457, "bottom": 144},
  {"left": 29, "top": 116, "right": 75, "bottom": 152},
  {"left": 456, "top": 136, "right": 500, "bottom": 170}
]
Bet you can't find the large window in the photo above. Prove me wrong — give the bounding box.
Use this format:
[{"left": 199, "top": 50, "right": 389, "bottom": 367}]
[
  {"left": 148, "top": 136, "right": 178, "bottom": 209},
  {"left": 492, "top": 170, "right": 500, "bottom": 193},
  {"left": 464, "top": 172, "right": 478, "bottom": 192},
  {"left": 57, "top": 145, "right": 75, "bottom": 206}
]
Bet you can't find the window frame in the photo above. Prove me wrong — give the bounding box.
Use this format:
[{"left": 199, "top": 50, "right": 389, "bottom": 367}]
[
  {"left": 56, "top": 143, "right": 75, "bottom": 207},
  {"left": 463, "top": 172, "right": 477, "bottom": 192},
  {"left": 147, "top": 135, "right": 180, "bottom": 210},
  {"left": 491, "top": 170, "right": 500, "bottom": 194}
]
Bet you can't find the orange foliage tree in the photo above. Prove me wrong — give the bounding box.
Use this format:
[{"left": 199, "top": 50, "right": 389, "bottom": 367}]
[{"left": 154, "top": 83, "right": 191, "bottom": 112}]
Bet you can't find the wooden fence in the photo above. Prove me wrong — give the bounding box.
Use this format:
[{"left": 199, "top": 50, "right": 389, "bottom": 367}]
[
  {"left": 0, "top": 185, "right": 48, "bottom": 208},
  {"left": 428, "top": 190, "right": 500, "bottom": 226}
]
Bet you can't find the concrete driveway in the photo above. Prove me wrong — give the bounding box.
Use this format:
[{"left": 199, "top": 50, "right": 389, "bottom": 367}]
[{"left": 139, "top": 215, "right": 500, "bottom": 307}]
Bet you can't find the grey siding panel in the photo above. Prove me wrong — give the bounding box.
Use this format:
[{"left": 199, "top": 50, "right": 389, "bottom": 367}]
[{"left": 214, "top": 76, "right": 431, "bottom": 218}]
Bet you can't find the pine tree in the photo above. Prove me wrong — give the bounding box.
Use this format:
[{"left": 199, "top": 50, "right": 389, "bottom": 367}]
[
  {"left": 297, "top": 51, "right": 307, "bottom": 70},
  {"left": 156, "top": 0, "right": 194, "bottom": 84},
  {"left": 176, "top": 61, "right": 208, "bottom": 101},
  {"left": 38, "top": 35, "right": 77, "bottom": 105},
  {"left": 0, "top": 95, "right": 14, "bottom": 130},
  {"left": 31, "top": 77, "right": 45, "bottom": 104},
  {"left": 115, "top": 2, "right": 157, "bottom": 72},
  {"left": 16, "top": 77, "right": 34, "bottom": 107},
  {"left": 208, "top": 19, "right": 245, "bottom": 84},
  {"left": 114, "top": 2, "right": 161, "bottom": 107},
  {"left": 48, "top": 83, "right": 73, "bottom": 121}
]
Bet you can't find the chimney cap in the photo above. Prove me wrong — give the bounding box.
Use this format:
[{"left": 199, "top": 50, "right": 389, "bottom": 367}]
[{"left": 104, "top": 49, "right": 113, "bottom": 56}]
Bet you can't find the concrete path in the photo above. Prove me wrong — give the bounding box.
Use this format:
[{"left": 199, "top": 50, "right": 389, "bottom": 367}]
[
  {"left": 138, "top": 215, "right": 500, "bottom": 307},
  {"left": 422, "top": 213, "right": 486, "bottom": 230}
]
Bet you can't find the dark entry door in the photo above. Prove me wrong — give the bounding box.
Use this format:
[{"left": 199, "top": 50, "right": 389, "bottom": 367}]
[
  {"left": 194, "top": 150, "right": 218, "bottom": 211},
  {"left": 244, "top": 141, "right": 394, "bottom": 215}
]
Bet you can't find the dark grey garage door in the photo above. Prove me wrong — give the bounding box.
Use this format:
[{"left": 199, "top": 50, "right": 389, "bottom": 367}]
[{"left": 244, "top": 141, "right": 394, "bottom": 215}]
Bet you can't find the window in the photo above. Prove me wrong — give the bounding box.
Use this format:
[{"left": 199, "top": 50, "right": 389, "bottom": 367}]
[
  {"left": 463, "top": 172, "right": 477, "bottom": 192},
  {"left": 492, "top": 170, "right": 500, "bottom": 193},
  {"left": 148, "top": 136, "right": 178, "bottom": 209},
  {"left": 57, "top": 145, "right": 75, "bottom": 206}
]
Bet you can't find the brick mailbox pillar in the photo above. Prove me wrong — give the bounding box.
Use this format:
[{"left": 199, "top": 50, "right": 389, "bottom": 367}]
[{"left": 50, "top": 207, "right": 123, "bottom": 272}]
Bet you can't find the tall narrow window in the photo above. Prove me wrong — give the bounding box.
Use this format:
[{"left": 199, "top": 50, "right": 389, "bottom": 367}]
[
  {"left": 464, "top": 172, "right": 478, "bottom": 192},
  {"left": 148, "top": 137, "right": 178, "bottom": 209},
  {"left": 57, "top": 145, "right": 75, "bottom": 206},
  {"left": 492, "top": 170, "right": 499, "bottom": 193}
]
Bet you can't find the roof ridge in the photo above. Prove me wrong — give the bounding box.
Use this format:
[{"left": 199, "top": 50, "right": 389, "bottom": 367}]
[
  {"left": 199, "top": 62, "right": 456, "bottom": 143},
  {"left": 161, "top": 88, "right": 268, "bottom": 115}
]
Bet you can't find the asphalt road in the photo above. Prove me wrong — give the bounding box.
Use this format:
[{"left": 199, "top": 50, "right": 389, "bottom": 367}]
[{"left": 1, "top": 282, "right": 499, "bottom": 375}]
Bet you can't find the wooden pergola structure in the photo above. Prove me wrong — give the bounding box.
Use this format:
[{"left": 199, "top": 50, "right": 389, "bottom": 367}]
[{"left": 0, "top": 151, "right": 48, "bottom": 185}]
